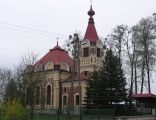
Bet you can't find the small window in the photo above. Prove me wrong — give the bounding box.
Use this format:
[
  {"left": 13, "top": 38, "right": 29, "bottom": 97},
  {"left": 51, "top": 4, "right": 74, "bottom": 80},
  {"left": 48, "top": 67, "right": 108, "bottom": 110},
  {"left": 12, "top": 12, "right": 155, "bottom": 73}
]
[
  {"left": 76, "top": 95, "right": 79, "bottom": 105},
  {"left": 90, "top": 42, "right": 96, "bottom": 46},
  {"left": 54, "top": 65, "right": 60, "bottom": 71},
  {"left": 84, "top": 48, "right": 89, "bottom": 57},
  {"left": 84, "top": 71, "right": 87, "bottom": 76},
  {"left": 64, "top": 87, "right": 67, "bottom": 92},
  {"left": 97, "top": 48, "right": 100, "bottom": 57}
]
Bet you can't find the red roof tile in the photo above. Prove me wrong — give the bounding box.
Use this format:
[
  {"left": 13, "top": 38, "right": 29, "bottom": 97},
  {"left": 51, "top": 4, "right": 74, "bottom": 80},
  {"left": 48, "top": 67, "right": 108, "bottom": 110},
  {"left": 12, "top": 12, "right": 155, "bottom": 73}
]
[
  {"left": 36, "top": 44, "right": 73, "bottom": 67},
  {"left": 62, "top": 75, "right": 89, "bottom": 83},
  {"left": 131, "top": 93, "right": 156, "bottom": 99},
  {"left": 84, "top": 23, "right": 99, "bottom": 42}
]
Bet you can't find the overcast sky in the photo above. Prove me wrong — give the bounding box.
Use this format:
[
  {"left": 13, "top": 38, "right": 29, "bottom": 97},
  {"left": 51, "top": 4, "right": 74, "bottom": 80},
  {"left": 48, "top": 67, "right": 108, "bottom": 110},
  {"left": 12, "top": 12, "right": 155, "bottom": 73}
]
[{"left": 0, "top": 0, "right": 156, "bottom": 93}]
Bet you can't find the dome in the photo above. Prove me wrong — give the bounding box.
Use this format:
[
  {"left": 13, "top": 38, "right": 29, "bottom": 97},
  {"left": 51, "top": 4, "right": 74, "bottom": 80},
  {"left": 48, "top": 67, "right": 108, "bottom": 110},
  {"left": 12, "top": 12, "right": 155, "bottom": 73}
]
[{"left": 36, "top": 44, "right": 73, "bottom": 69}]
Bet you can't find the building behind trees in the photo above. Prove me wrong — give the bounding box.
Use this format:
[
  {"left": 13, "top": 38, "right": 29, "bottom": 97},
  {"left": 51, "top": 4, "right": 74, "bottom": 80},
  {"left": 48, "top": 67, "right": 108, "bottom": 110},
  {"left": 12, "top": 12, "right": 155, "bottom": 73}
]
[{"left": 32, "top": 5, "right": 105, "bottom": 109}]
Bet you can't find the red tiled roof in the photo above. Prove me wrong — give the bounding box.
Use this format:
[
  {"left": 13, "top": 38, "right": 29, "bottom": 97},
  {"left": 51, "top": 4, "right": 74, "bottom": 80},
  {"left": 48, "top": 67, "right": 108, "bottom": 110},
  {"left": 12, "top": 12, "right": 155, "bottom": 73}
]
[
  {"left": 131, "top": 93, "right": 156, "bottom": 99},
  {"left": 84, "top": 23, "right": 99, "bottom": 42},
  {"left": 62, "top": 75, "right": 89, "bottom": 83},
  {"left": 73, "top": 74, "right": 89, "bottom": 81},
  {"left": 36, "top": 44, "right": 73, "bottom": 66}
]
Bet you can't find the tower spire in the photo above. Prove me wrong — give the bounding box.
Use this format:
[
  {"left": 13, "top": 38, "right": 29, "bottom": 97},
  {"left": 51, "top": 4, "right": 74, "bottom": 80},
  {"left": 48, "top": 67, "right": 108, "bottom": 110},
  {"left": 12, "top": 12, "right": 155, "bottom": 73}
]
[
  {"left": 84, "top": 4, "right": 99, "bottom": 42},
  {"left": 88, "top": 5, "right": 95, "bottom": 24}
]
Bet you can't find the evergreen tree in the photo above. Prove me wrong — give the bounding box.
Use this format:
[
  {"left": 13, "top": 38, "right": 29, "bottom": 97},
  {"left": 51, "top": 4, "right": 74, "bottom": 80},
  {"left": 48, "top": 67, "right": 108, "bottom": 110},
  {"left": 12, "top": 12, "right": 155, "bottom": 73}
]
[
  {"left": 103, "top": 49, "right": 127, "bottom": 104},
  {"left": 85, "top": 49, "right": 127, "bottom": 108},
  {"left": 85, "top": 71, "right": 107, "bottom": 108},
  {"left": 4, "top": 78, "right": 19, "bottom": 102}
]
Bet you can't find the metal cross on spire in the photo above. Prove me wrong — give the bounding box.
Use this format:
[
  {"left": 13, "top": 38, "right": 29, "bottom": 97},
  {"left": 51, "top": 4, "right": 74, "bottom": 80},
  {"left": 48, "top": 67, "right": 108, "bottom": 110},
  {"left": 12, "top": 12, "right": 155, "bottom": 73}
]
[
  {"left": 56, "top": 37, "right": 59, "bottom": 45},
  {"left": 90, "top": 0, "right": 92, "bottom": 5}
]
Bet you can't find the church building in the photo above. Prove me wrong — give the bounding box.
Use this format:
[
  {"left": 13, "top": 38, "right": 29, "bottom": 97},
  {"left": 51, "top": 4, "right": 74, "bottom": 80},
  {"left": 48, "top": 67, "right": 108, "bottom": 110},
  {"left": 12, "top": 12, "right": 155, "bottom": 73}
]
[{"left": 34, "top": 5, "right": 104, "bottom": 109}]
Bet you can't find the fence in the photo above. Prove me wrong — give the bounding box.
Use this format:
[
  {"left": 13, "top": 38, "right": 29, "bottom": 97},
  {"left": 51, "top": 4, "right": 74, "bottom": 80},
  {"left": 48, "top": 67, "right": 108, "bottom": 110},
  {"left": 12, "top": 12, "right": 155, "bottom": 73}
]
[
  {"left": 116, "top": 108, "right": 155, "bottom": 116},
  {"left": 0, "top": 108, "right": 155, "bottom": 120},
  {"left": 33, "top": 108, "right": 115, "bottom": 120}
]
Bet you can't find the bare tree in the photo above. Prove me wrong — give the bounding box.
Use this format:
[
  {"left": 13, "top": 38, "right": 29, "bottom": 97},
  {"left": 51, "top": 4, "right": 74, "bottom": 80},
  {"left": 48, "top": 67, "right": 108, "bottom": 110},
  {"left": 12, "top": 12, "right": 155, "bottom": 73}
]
[
  {"left": 0, "top": 67, "right": 12, "bottom": 101},
  {"left": 133, "top": 17, "right": 156, "bottom": 93},
  {"left": 64, "top": 33, "right": 82, "bottom": 108},
  {"left": 0, "top": 51, "right": 45, "bottom": 120},
  {"left": 18, "top": 51, "right": 45, "bottom": 120},
  {"left": 110, "top": 25, "right": 126, "bottom": 62}
]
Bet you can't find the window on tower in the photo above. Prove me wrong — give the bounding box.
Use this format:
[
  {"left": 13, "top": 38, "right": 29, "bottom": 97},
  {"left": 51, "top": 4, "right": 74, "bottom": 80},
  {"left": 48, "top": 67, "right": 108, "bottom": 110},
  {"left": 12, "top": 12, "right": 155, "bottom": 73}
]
[
  {"left": 84, "top": 48, "right": 89, "bottom": 57},
  {"left": 90, "top": 42, "right": 96, "bottom": 46}
]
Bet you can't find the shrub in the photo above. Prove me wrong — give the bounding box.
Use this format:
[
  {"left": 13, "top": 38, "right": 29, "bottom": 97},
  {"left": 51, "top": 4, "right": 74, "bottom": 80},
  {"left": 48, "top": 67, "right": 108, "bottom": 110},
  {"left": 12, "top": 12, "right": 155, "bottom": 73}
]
[{"left": 2, "top": 99, "right": 29, "bottom": 120}]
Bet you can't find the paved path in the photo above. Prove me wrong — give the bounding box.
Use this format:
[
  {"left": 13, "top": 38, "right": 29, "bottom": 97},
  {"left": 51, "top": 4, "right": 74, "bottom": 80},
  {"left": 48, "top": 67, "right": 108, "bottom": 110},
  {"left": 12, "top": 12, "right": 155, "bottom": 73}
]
[{"left": 116, "top": 115, "right": 156, "bottom": 120}]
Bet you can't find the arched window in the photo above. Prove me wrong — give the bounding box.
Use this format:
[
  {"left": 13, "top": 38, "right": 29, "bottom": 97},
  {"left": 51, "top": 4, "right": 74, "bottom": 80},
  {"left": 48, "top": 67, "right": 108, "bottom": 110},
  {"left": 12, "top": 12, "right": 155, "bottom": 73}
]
[
  {"left": 97, "top": 48, "right": 100, "bottom": 57},
  {"left": 46, "top": 85, "right": 51, "bottom": 105},
  {"left": 84, "top": 48, "right": 89, "bottom": 57},
  {"left": 60, "top": 63, "right": 70, "bottom": 71},
  {"left": 63, "top": 95, "right": 68, "bottom": 106},
  {"left": 75, "top": 95, "right": 79, "bottom": 105},
  {"left": 35, "top": 86, "right": 40, "bottom": 105},
  {"left": 64, "top": 87, "right": 67, "bottom": 92},
  {"left": 45, "top": 62, "right": 54, "bottom": 70}
]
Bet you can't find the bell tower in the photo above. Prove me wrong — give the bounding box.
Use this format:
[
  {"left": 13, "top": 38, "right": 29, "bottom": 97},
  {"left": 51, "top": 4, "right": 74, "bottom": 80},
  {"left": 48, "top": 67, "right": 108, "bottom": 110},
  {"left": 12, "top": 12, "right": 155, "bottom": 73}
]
[{"left": 80, "top": 5, "right": 104, "bottom": 76}]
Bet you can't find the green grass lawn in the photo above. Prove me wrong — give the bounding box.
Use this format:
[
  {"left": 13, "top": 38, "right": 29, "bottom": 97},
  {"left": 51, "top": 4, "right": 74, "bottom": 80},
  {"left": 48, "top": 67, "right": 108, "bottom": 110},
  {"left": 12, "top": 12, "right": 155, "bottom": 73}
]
[
  {"left": 33, "top": 115, "right": 114, "bottom": 120},
  {"left": 33, "top": 115, "right": 57, "bottom": 120},
  {"left": 33, "top": 115, "right": 80, "bottom": 120}
]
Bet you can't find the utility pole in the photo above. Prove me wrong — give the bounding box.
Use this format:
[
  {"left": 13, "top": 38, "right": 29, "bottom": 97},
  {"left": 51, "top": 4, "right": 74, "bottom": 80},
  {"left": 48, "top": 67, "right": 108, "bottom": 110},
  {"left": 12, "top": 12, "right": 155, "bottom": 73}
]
[
  {"left": 74, "top": 33, "right": 81, "bottom": 109},
  {"left": 69, "top": 33, "right": 81, "bottom": 109}
]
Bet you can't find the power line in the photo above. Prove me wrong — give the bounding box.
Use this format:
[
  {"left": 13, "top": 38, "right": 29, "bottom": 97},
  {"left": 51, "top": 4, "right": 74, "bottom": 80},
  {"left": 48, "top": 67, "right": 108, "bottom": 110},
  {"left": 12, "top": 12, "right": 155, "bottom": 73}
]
[
  {"left": 0, "top": 21, "right": 67, "bottom": 39},
  {"left": 0, "top": 25, "right": 63, "bottom": 39},
  {"left": 0, "top": 26, "right": 67, "bottom": 40},
  {"left": 0, "top": 29, "right": 60, "bottom": 41}
]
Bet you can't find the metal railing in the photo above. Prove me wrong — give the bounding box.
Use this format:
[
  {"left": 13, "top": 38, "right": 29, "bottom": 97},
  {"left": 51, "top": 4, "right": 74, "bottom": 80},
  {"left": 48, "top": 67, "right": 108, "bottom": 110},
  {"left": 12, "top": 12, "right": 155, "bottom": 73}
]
[
  {"left": 0, "top": 108, "right": 155, "bottom": 120},
  {"left": 33, "top": 108, "right": 115, "bottom": 120}
]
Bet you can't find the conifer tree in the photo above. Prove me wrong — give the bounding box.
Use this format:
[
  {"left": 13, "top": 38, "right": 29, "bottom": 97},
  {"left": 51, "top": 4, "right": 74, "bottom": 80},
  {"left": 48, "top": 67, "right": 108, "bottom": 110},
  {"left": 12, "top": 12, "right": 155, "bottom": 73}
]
[{"left": 85, "top": 49, "right": 127, "bottom": 108}]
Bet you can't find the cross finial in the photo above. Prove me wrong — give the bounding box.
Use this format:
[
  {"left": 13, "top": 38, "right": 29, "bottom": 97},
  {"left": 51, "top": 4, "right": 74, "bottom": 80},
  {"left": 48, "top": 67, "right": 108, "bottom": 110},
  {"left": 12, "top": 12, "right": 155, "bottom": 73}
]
[
  {"left": 57, "top": 37, "right": 59, "bottom": 45},
  {"left": 90, "top": 0, "right": 92, "bottom": 6}
]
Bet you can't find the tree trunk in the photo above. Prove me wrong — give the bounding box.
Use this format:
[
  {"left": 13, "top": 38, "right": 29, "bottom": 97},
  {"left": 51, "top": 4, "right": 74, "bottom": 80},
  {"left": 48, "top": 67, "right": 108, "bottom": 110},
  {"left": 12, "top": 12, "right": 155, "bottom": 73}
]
[
  {"left": 146, "top": 54, "right": 151, "bottom": 93},
  {"left": 30, "top": 106, "right": 34, "bottom": 120},
  {"left": 141, "top": 55, "right": 145, "bottom": 94},
  {"left": 133, "top": 42, "right": 138, "bottom": 94},
  {"left": 134, "top": 58, "right": 138, "bottom": 94},
  {"left": 129, "top": 64, "right": 133, "bottom": 96},
  {"left": 144, "top": 38, "right": 151, "bottom": 93}
]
